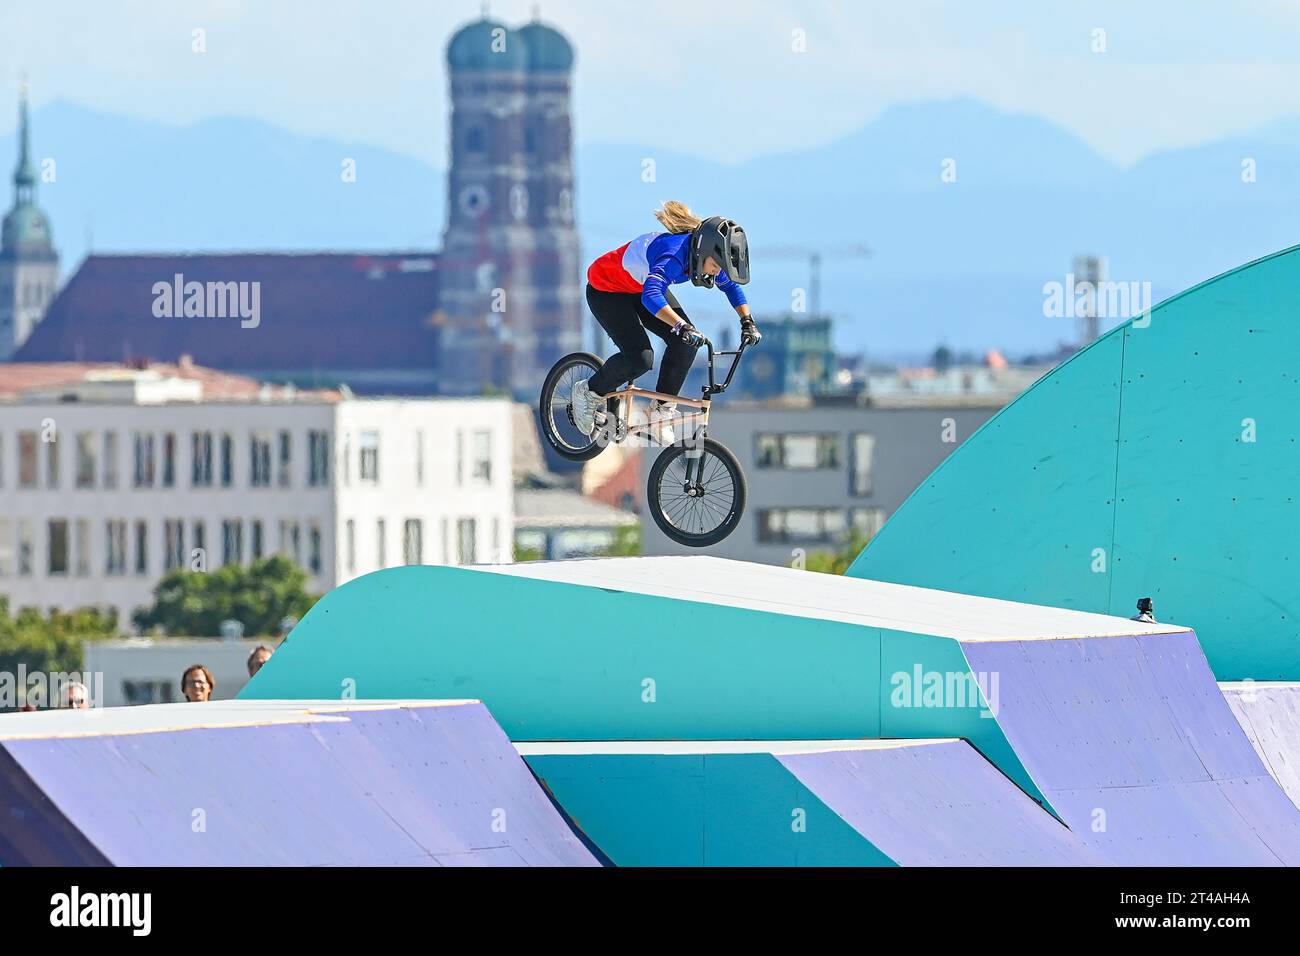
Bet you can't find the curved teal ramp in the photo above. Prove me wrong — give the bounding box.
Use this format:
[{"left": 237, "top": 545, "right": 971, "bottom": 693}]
[
  {"left": 849, "top": 246, "right": 1300, "bottom": 680},
  {"left": 241, "top": 555, "right": 1204, "bottom": 810}
]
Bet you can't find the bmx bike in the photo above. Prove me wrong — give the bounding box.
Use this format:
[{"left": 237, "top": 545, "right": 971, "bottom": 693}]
[{"left": 539, "top": 338, "right": 750, "bottom": 548}]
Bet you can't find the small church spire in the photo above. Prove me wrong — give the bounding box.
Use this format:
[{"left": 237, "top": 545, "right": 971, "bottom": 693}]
[{"left": 13, "top": 77, "right": 36, "bottom": 203}]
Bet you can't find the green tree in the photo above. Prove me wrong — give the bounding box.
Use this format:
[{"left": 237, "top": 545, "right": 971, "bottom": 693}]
[
  {"left": 604, "top": 525, "right": 642, "bottom": 557},
  {"left": 802, "top": 532, "right": 873, "bottom": 576},
  {"left": 134, "top": 555, "right": 319, "bottom": 637},
  {"left": 0, "top": 599, "right": 118, "bottom": 711},
  {"left": 513, "top": 542, "right": 543, "bottom": 562}
]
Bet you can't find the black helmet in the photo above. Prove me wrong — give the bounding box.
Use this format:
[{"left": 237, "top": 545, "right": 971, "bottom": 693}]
[{"left": 689, "top": 216, "right": 750, "bottom": 288}]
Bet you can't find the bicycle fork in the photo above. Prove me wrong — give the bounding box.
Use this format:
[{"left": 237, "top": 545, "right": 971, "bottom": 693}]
[{"left": 681, "top": 424, "right": 708, "bottom": 494}]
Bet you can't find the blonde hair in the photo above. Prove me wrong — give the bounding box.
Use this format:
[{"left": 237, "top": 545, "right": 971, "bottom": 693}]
[{"left": 654, "top": 201, "right": 702, "bottom": 234}]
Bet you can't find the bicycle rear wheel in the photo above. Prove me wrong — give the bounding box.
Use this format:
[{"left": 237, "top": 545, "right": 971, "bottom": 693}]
[
  {"left": 539, "top": 352, "right": 607, "bottom": 462},
  {"left": 647, "top": 437, "right": 747, "bottom": 547}
]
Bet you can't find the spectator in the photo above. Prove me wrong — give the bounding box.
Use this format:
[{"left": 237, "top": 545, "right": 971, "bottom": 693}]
[
  {"left": 61, "top": 682, "right": 89, "bottom": 709},
  {"left": 181, "top": 665, "right": 215, "bottom": 703},
  {"left": 246, "top": 645, "right": 274, "bottom": 678}
]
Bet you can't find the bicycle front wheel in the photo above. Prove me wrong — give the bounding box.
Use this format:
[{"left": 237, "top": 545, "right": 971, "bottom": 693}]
[{"left": 647, "top": 437, "right": 747, "bottom": 547}]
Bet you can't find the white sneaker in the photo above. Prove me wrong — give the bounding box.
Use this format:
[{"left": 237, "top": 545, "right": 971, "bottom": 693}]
[
  {"left": 649, "top": 401, "right": 677, "bottom": 445},
  {"left": 570, "top": 377, "right": 603, "bottom": 436}
]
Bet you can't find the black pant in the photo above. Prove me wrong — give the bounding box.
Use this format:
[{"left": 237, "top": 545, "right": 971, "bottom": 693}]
[{"left": 586, "top": 284, "right": 699, "bottom": 397}]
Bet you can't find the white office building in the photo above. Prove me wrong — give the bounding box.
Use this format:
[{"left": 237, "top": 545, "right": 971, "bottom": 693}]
[{"left": 0, "top": 363, "right": 514, "bottom": 624}]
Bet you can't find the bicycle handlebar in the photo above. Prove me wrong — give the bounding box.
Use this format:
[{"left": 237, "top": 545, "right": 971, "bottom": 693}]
[{"left": 701, "top": 336, "right": 751, "bottom": 397}]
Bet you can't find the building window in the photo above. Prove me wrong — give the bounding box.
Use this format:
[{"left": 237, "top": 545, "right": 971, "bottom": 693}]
[
  {"left": 376, "top": 518, "right": 387, "bottom": 569},
  {"left": 251, "top": 520, "right": 264, "bottom": 560},
  {"left": 403, "top": 519, "right": 423, "bottom": 565},
  {"left": 75, "top": 432, "right": 97, "bottom": 488},
  {"left": 757, "top": 508, "right": 850, "bottom": 545},
  {"left": 457, "top": 518, "right": 477, "bottom": 565},
  {"left": 280, "top": 520, "right": 301, "bottom": 564},
  {"left": 192, "top": 520, "right": 206, "bottom": 566},
  {"left": 47, "top": 520, "right": 69, "bottom": 575},
  {"left": 755, "top": 433, "right": 841, "bottom": 470},
  {"left": 278, "top": 430, "right": 291, "bottom": 488},
  {"left": 17, "top": 520, "right": 33, "bottom": 576},
  {"left": 415, "top": 431, "right": 424, "bottom": 486},
  {"left": 851, "top": 508, "right": 888, "bottom": 540},
  {"left": 74, "top": 519, "right": 90, "bottom": 577},
  {"left": 308, "top": 521, "right": 322, "bottom": 574},
  {"left": 250, "top": 433, "right": 272, "bottom": 487},
  {"left": 472, "top": 430, "right": 492, "bottom": 484},
  {"left": 105, "top": 520, "right": 127, "bottom": 576},
  {"left": 342, "top": 432, "right": 351, "bottom": 486},
  {"left": 850, "top": 433, "right": 876, "bottom": 496},
  {"left": 308, "top": 430, "right": 329, "bottom": 487},
  {"left": 220, "top": 433, "right": 234, "bottom": 487},
  {"left": 466, "top": 125, "right": 485, "bottom": 153},
  {"left": 122, "top": 680, "right": 175, "bottom": 705},
  {"left": 192, "top": 431, "right": 213, "bottom": 487},
  {"left": 345, "top": 519, "right": 356, "bottom": 575},
  {"left": 161, "top": 432, "right": 177, "bottom": 487},
  {"left": 134, "top": 520, "right": 149, "bottom": 575},
  {"left": 359, "top": 431, "right": 379, "bottom": 483},
  {"left": 18, "top": 431, "right": 37, "bottom": 488},
  {"left": 103, "top": 431, "right": 118, "bottom": 489},
  {"left": 222, "top": 519, "right": 244, "bottom": 566},
  {"left": 133, "top": 432, "right": 156, "bottom": 488},
  {"left": 46, "top": 436, "right": 59, "bottom": 489},
  {"left": 162, "top": 519, "right": 184, "bottom": 571}
]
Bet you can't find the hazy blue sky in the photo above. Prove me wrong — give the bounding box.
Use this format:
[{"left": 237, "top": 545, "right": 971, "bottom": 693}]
[{"left": 4, "top": 1, "right": 1300, "bottom": 165}]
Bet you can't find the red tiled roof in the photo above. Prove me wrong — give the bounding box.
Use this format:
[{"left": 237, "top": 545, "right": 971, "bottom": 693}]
[
  {"left": 0, "top": 360, "right": 338, "bottom": 402},
  {"left": 15, "top": 253, "right": 441, "bottom": 370},
  {"left": 588, "top": 449, "right": 643, "bottom": 513}
]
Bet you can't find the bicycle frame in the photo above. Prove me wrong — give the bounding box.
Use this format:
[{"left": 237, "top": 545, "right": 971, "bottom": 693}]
[{"left": 603, "top": 340, "right": 749, "bottom": 484}]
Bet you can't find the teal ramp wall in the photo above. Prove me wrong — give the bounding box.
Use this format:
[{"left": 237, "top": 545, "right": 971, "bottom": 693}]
[
  {"left": 242, "top": 565, "right": 1039, "bottom": 803},
  {"left": 850, "top": 245, "right": 1300, "bottom": 680},
  {"left": 526, "top": 752, "right": 895, "bottom": 867}
]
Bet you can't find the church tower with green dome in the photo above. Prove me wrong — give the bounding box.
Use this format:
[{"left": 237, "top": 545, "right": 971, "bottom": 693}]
[
  {"left": 0, "top": 82, "right": 59, "bottom": 361},
  {"left": 437, "top": 12, "right": 581, "bottom": 395}
]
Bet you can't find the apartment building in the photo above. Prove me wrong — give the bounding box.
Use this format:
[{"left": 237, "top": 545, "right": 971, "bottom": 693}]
[
  {"left": 0, "top": 364, "right": 513, "bottom": 624},
  {"left": 639, "top": 399, "right": 1006, "bottom": 566}
]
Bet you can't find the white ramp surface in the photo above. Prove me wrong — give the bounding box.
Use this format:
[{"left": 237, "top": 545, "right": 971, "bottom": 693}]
[{"left": 483, "top": 556, "right": 1187, "bottom": 642}]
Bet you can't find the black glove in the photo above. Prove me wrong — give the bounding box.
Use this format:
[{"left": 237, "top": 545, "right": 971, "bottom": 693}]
[
  {"left": 674, "top": 322, "right": 705, "bottom": 348},
  {"left": 740, "top": 317, "right": 762, "bottom": 346}
]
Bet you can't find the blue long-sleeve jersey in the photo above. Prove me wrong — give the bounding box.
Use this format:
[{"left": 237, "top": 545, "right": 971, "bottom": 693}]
[{"left": 587, "top": 231, "right": 748, "bottom": 314}]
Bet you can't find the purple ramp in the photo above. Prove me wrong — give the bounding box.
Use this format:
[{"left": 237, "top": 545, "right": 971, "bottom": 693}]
[
  {"left": 0, "top": 701, "right": 596, "bottom": 867},
  {"left": 962, "top": 633, "right": 1300, "bottom": 866},
  {"left": 1223, "top": 682, "right": 1300, "bottom": 810},
  {"left": 779, "top": 740, "right": 1105, "bottom": 866}
]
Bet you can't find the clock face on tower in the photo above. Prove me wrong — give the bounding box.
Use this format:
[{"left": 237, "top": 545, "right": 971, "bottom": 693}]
[{"left": 459, "top": 185, "right": 490, "bottom": 217}]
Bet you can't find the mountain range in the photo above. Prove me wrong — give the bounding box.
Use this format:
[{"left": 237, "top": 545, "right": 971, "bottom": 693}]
[{"left": 5, "top": 97, "right": 1300, "bottom": 361}]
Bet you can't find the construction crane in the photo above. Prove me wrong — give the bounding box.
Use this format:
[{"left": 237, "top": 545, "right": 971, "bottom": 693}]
[{"left": 760, "top": 244, "right": 873, "bottom": 318}]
